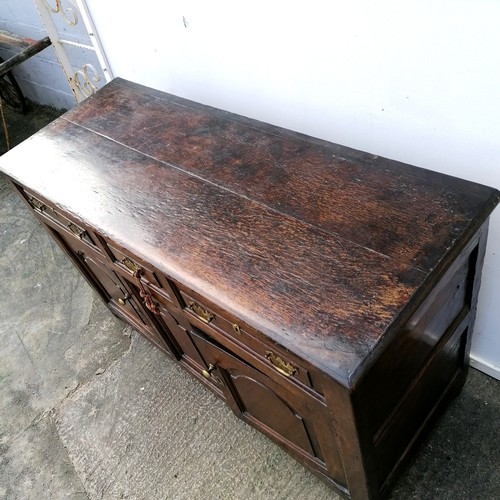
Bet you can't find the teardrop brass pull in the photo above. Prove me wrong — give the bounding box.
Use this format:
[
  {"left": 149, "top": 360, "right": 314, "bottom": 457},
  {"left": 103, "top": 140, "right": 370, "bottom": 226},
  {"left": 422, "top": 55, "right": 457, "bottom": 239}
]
[
  {"left": 201, "top": 364, "right": 216, "bottom": 379},
  {"left": 117, "top": 294, "right": 130, "bottom": 306},
  {"left": 201, "top": 364, "right": 223, "bottom": 385}
]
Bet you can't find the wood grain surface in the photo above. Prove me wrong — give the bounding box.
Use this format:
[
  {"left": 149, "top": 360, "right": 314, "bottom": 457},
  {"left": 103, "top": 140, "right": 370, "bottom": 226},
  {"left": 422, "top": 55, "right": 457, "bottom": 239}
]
[{"left": 1, "top": 78, "right": 498, "bottom": 384}]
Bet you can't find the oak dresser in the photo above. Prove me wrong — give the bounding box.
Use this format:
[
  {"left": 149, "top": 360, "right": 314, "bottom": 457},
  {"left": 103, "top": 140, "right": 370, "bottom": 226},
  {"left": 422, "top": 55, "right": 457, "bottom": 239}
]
[{"left": 1, "top": 78, "right": 498, "bottom": 499}]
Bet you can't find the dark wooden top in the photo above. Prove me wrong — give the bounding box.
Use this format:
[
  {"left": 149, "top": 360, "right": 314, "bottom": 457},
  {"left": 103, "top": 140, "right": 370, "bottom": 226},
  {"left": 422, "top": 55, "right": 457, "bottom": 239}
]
[{"left": 1, "top": 78, "right": 498, "bottom": 386}]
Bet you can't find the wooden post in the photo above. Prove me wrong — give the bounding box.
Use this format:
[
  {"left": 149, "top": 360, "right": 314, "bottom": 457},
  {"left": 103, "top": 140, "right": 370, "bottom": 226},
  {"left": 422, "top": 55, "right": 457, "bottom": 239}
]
[{"left": 0, "top": 36, "right": 51, "bottom": 78}]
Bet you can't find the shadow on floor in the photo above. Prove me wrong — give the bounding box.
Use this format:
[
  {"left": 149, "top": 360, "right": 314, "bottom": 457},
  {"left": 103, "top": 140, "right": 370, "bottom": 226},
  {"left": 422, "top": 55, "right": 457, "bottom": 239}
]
[{"left": 0, "top": 99, "right": 63, "bottom": 155}]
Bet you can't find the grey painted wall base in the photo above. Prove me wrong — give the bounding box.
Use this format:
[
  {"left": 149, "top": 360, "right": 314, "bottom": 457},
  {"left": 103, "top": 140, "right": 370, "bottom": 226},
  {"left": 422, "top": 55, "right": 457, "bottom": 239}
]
[
  {"left": 0, "top": 44, "right": 75, "bottom": 109},
  {"left": 0, "top": 0, "right": 105, "bottom": 109}
]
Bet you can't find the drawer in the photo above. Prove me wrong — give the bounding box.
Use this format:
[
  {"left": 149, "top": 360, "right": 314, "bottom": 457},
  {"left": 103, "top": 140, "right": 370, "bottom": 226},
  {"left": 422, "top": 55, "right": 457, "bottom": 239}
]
[
  {"left": 177, "top": 285, "right": 323, "bottom": 397},
  {"left": 22, "top": 188, "right": 103, "bottom": 255},
  {"left": 104, "top": 240, "right": 181, "bottom": 309}
]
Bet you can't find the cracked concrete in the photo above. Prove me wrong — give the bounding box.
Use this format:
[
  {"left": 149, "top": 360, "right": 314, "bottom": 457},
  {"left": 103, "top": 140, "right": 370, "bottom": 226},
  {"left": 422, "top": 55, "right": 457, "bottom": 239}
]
[
  {"left": 1, "top": 102, "right": 499, "bottom": 499},
  {"left": 0, "top": 126, "right": 133, "bottom": 499},
  {"left": 52, "top": 329, "right": 334, "bottom": 500},
  {"left": 0, "top": 412, "right": 87, "bottom": 499}
]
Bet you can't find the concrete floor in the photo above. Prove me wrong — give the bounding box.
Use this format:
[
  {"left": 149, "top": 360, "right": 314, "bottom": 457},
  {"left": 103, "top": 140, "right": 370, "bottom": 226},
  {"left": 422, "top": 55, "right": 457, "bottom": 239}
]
[{"left": 0, "top": 101, "right": 499, "bottom": 500}]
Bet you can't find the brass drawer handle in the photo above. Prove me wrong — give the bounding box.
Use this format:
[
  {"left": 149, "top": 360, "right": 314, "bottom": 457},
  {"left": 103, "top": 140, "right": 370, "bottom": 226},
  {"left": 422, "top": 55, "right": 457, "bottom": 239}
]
[
  {"left": 266, "top": 351, "right": 297, "bottom": 378},
  {"left": 188, "top": 302, "right": 214, "bottom": 324},
  {"left": 122, "top": 257, "right": 141, "bottom": 273},
  {"left": 28, "top": 197, "right": 46, "bottom": 212},
  {"left": 67, "top": 222, "right": 86, "bottom": 239}
]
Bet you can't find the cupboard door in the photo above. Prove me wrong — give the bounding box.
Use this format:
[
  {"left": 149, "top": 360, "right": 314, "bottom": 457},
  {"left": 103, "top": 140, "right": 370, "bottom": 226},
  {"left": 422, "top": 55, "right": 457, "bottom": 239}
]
[
  {"left": 43, "top": 223, "right": 174, "bottom": 354},
  {"left": 155, "top": 302, "right": 207, "bottom": 369},
  {"left": 190, "top": 330, "right": 345, "bottom": 484}
]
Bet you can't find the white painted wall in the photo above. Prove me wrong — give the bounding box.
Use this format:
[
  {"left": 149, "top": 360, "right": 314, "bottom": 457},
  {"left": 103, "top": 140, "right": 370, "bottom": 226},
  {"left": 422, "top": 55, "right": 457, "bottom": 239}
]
[{"left": 86, "top": 0, "right": 500, "bottom": 377}]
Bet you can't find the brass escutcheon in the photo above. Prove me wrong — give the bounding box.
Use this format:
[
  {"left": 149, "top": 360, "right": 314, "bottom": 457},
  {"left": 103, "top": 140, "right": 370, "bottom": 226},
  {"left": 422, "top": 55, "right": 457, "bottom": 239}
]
[
  {"left": 232, "top": 323, "right": 241, "bottom": 335},
  {"left": 265, "top": 351, "right": 297, "bottom": 377}
]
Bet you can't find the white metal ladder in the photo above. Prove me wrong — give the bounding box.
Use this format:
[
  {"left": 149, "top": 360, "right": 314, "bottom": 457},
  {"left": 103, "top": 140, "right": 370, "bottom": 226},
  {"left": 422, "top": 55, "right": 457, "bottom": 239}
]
[{"left": 33, "top": 0, "right": 113, "bottom": 103}]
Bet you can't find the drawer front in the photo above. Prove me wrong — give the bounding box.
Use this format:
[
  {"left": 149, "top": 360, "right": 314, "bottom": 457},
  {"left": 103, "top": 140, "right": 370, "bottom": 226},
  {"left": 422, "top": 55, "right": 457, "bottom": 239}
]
[
  {"left": 21, "top": 188, "right": 103, "bottom": 255},
  {"left": 104, "top": 240, "right": 181, "bottom": 309},
  {"left": 176, "top": 285, "right": 323, "bottom": 398}
]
